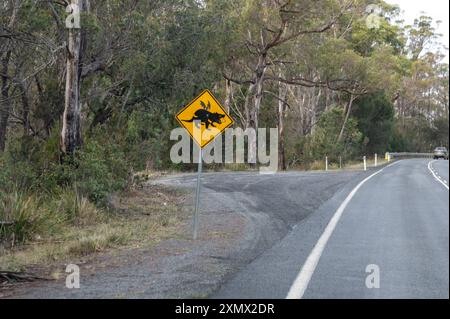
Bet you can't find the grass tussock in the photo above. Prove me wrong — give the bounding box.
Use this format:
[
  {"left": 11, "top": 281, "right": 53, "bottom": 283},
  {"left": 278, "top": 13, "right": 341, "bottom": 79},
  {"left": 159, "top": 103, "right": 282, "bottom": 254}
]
[
  {"left": 0, "top": 188, "right": 102, "bottom": 248},
  {"left": 67, "top": 226, "right": 129, "bottom": 256},
  {"left": 0, "top": 192, "right": 55, "bottom": 246},
  {"left": 0, "top": 184, "right": 187, "bottom": 273}
]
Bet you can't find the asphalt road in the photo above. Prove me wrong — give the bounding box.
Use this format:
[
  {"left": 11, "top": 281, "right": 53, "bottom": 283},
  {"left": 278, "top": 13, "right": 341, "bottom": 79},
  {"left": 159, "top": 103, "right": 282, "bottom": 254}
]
[
  {"left": 214, "top": 159, "right": 449, "bottom": 299},
  {"left": 431, "top": 159, "right": 449, "bottom": 186}
]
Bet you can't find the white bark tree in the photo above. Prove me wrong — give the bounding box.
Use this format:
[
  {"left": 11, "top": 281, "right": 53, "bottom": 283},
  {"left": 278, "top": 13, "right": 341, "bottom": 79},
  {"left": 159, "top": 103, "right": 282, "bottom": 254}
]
[{"left": 61, "top": 0, "right": 88, "bottom": 156}]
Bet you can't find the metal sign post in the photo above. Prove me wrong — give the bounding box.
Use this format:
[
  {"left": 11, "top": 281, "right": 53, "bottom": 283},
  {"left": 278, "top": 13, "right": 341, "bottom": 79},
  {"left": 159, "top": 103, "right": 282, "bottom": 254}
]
[
  {"left": 193, "top": 147, "right": 202, "bottom": 240},
  {"left": 175, "top": 89, "right": 234, "bottom": 240}
]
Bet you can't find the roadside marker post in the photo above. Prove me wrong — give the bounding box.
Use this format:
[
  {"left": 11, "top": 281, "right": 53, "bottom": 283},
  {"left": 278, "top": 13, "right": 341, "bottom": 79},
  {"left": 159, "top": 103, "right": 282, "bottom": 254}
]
[
  {"left": 339, "top": 156, "right": 342, "bottom": 169},
  {"left": 325, "top": 156, "right": 328, "bottom": 171},
  {"left": 363, "top": 156, "right": 367, "bottom": 171},
  {"left": 374, "top": 153, "right": 378, "bottom": 167},
  {"left": 175, "top": 90, "right": 234, "bottom": 240}
]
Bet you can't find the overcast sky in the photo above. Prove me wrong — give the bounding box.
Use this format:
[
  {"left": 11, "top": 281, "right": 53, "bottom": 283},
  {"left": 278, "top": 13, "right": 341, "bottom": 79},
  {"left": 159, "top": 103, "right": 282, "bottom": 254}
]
[{"left": 385, "top": 0, "right": 449, "bottom": 63}]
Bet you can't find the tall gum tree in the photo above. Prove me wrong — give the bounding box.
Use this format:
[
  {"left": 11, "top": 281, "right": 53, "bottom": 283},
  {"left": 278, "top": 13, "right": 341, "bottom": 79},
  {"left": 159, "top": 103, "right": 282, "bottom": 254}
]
[
  {"left": 61, "top": 0, "right": 89, "bottom": 156},
  {"left": 224, "top": 0, "right": 354, "bottom": 166},
  {"left": 0, "top": 0, "right": 20, "bottom": 152}
]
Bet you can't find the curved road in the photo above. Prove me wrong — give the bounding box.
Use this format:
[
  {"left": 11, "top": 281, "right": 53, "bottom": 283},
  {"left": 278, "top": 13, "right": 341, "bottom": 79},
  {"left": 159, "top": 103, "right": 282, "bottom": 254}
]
[
  {"left": 214, "top": 159, "right": 449, "bottom": 299},
  {"left": 430, "top": 159, "right": 449, "bottom": 189}
]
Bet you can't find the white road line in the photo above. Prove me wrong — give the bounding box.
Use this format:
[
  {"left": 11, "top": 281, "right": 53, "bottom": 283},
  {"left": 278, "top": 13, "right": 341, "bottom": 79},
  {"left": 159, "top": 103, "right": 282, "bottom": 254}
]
[
  {"left": 286, "top": 163, "right": 395, "bottom": 299},
  {"left": 427, "top": 160, "right": 449, "bottom": 190}
]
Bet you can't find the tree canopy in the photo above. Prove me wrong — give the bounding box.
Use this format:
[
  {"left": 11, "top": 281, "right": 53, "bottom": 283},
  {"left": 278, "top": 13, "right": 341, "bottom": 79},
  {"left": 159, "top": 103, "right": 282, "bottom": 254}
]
[{"left": 0, "top": 0, "right": 448, "bottom": 190}]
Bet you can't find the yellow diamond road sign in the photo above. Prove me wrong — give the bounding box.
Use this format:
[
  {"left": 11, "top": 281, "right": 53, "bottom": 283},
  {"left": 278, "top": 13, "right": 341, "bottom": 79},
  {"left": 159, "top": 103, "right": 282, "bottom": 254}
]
[{"left": 176, "top": 89, "right": 234, "bottom": 148}]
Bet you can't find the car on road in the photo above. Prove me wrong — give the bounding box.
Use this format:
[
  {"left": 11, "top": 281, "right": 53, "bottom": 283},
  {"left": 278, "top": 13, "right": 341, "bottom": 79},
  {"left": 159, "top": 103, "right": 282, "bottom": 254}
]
[{"left": 433, "top": 147, "right": 449, "bottom": 160}]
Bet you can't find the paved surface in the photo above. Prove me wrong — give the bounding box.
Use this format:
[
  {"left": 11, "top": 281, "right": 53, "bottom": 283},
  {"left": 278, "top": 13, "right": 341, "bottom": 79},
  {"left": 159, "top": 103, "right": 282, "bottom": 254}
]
[
  {"left": 7, "top": 168, "right": 363, "bottom": 298},
  {"left": 213, "top": 159, "right": 449, "bottom": 299},
  {"left": 431, "top": 159, "right": 449, "bottom": 185}
]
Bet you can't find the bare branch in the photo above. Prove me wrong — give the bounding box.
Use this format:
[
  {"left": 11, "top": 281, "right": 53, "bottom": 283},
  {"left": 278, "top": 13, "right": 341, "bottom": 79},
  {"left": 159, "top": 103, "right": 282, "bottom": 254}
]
[{"left": 223, "top": 72, "right": 255, "bottom": 85}]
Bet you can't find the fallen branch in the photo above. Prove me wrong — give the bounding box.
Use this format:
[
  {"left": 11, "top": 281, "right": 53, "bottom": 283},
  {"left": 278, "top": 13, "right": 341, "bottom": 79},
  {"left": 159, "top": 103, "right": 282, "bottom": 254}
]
[{"left": 0, "top": 271, "right": 48, "bottom": 283}]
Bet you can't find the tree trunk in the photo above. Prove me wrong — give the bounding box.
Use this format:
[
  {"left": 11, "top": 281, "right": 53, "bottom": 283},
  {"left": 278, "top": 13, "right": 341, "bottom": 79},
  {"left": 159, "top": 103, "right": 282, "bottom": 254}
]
[
  {"left": 224, "top": 79, "right": 233, "bottom": 114},
  {"left": 243, "top": 83, "right": 254, "bottom": 130},
  {"left": 0, "top": 51, "right": 11, "bottom": 151},
  {"left": 17, "top": 79, "right": 30, "bottom": 135},
  {"left": 250, "top": 54, "right": 267, "bottom": 131},
  {"left": 61, "top": 0, "right": 85, "bottom": 156},
  {"left": 278, "top": 79, "right": 287, "bottom": 170},
  {"left": 248, "top": 54, "right": 266, "bottom": 166},
  {"left": 337, "top": 94, "right": 355, "bottom": 142},
  {"left": 0, "top": 0, "right": 19, "bottom": 152}
]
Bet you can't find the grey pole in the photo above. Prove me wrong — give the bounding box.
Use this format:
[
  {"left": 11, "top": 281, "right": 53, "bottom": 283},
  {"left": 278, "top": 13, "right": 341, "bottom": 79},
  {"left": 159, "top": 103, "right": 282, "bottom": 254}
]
[{"left": 193, "top": 146, "right": 202, "bottom": 240}]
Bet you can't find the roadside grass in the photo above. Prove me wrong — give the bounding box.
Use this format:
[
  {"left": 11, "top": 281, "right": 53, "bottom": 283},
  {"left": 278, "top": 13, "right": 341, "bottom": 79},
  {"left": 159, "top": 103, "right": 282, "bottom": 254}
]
[
  {"left": 0, "top": 184, "right": 188, "bottom": 274},
  {"left": 0, "top": 192, "right": 54, "bottom": 246},
  {"left": 299, "top": 157, "right": 388, "bottom": 171},
  {"left": 193, "top": 158, "right": 389, "bottom": 173},
  {"left": 342, "top": 158, "right": 388, "bottom": 170}
]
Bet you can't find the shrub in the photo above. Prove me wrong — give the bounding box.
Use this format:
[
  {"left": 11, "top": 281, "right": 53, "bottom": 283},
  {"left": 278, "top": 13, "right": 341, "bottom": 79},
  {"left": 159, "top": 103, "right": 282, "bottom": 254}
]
[
  {"left": 0, "top": 191, "right": 51, "bottom": 246},
  {"left": 74, "top": 139, "right": 129, "bottom": 206},
  {"left": 53, "top": 188, "right": 104, "bottom": 226},
  {"left": 310, "top": 108, "right": 363, "bottom": 162},
  {"left": 125, "top": 109, "right": 171, "bottom": 170}
]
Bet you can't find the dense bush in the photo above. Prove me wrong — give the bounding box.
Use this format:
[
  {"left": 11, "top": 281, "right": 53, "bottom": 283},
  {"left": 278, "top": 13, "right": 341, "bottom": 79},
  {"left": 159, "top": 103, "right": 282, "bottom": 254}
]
[
  {"left": 124, "top": 109, "right": 172, "bottom": 170},
  {"left": 309, "top": 108, "right": 363, "bottom": 163},
  {"left": 353, "top": 93, "right": 395, "bottom": 155},
  {"left": 74, "top": 139, "right": 128, "bottom": 205},
  {"left": 0, "top": 110, "right": 165, "bottom": 206},
  {"left": 0, "top": 138, "right": 126, "bottom": 206}
]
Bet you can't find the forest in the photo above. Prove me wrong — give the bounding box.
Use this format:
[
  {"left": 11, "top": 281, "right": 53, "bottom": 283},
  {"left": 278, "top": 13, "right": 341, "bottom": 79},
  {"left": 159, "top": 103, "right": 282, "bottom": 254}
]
[{"left": 0, "top": 1, "right": 448, "bottom": 250}]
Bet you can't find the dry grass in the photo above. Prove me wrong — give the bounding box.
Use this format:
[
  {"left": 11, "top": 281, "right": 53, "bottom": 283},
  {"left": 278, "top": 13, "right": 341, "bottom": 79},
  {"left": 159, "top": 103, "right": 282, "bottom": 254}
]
[
  {"left": 0, "top": 184, "right": 188, "bottom": 274},
  {"left": 298, "top": 157, "right": 388, "bottom": 171}
]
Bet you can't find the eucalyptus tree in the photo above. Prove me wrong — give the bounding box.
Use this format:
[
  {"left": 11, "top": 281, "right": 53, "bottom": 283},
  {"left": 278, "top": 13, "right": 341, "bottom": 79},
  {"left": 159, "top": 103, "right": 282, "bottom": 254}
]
[
  {"left": 223, "top": 0, "right": 354, "bottom": 130},
  {"left": 0, "top": 0, "right": 20, "bottom": 151}
]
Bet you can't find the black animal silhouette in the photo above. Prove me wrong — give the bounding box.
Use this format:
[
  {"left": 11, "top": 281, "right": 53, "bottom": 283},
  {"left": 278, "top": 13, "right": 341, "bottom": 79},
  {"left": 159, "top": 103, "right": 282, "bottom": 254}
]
[{"left": 183, "top": 100, "right": 225, "bottom": 129}]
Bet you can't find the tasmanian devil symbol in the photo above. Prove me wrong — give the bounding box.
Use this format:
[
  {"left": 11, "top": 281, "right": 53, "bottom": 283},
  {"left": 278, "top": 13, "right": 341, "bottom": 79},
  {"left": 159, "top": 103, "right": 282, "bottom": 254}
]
[{"left": 183, "top": 100, "right": 225, "bottom": 129}]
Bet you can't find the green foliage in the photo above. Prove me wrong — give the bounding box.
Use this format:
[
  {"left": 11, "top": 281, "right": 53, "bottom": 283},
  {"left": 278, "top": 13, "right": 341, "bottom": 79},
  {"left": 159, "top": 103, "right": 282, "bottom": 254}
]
[
  {"left": 353, "top": 92, "right": 395, "bottom": 154},
  {"left": 73, "top": 138, "right": 128, "bottom": 206},
  {"left": 0, "top": 0, "right": 448, "bottom": 224},
  {"left": 125, "top": 109, "right": 171, "bottom": 170},
  {"left": 310, "top": 108, "right": 363, "bottom": 162},
  {"left": 0, "top": 128, "right": 129, "bottom": 206},
  {"left": 1, "top": 136, "right": 44, "bottom": 191},
  {"left": 430, "top": 117, "right": 449, "bottom": 148},
  {"left": 393, "top": 115, "right": 449, "bottom": 152},
  {"left": 0, "top": 191, "right": 54, "bottom": 245},
  {"left": 388, "top": 125, "right": 410, "bottom": 152}
]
